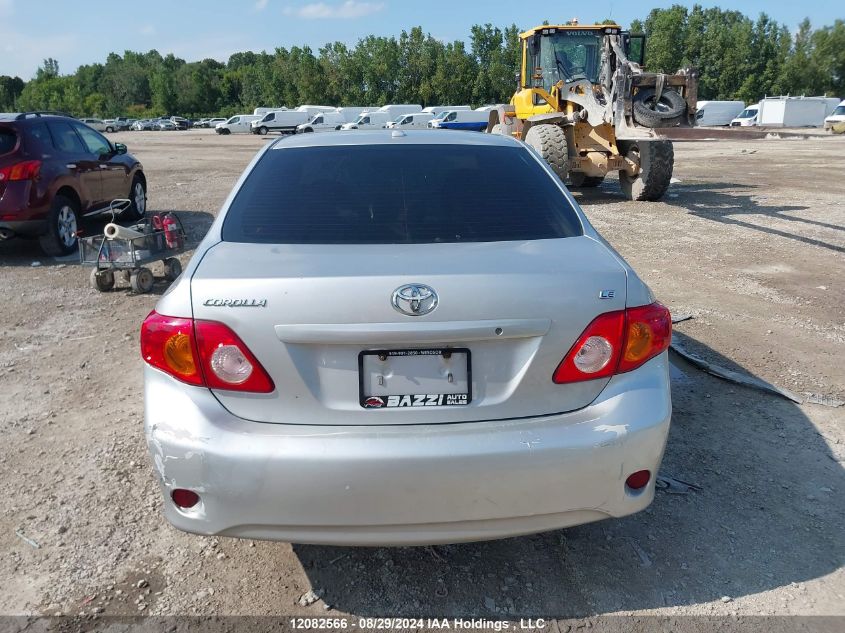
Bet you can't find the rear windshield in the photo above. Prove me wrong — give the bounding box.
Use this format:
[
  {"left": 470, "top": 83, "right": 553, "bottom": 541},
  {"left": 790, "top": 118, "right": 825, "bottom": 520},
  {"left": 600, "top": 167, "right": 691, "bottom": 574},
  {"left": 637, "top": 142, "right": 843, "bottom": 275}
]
[
  {"left": 0, "top": 128, "right": 16, "bottom": 155},
  {"left": 222, "top": 144, "right": 583, "bottom": 244}
]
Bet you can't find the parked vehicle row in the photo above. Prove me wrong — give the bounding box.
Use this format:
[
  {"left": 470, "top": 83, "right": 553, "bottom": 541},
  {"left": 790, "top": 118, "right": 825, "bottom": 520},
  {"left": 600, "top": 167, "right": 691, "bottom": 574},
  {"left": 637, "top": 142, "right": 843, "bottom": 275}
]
[{"left": 729, "top": 96, "right": 842, "bottom": 127}]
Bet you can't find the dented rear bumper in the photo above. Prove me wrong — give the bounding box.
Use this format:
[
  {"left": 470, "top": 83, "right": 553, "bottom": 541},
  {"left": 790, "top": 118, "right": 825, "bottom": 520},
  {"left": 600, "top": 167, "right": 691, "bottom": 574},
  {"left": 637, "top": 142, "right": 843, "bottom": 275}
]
[{"left": 144, "top": 353, "right": 671, "bottom": 545}]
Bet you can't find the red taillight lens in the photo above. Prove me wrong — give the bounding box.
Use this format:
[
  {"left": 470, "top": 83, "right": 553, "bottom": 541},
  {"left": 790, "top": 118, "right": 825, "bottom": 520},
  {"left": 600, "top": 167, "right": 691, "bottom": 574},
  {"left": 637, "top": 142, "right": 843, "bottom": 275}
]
[
  {"left": 140, "top": 311, "right": 274, "bottom": 393},
  {"left": 140, "top": 311, "right": 203, "bottom": 385},
  {"left": 553, "top": 302, "right": 671, "bottom": 384},
  {"left": 0, "top": 159, "right": 41, "bottom": 182},
  {"left": 553, "top": 311, "right": 625, "bottom": 383},
  {"left": 194, "top": 320, "right": 275, "bottom": 393}
]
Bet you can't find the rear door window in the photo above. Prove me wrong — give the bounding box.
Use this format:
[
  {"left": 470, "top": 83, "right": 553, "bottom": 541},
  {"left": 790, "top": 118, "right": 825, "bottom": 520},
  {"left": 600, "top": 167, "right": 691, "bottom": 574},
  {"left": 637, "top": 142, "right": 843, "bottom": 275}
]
[
  {"left": 47, "top": 121, "right": 87, "bottom": 154},
  {"left": 222, "top": 143, "right": 583, "bottom": 244},
  {"left": 0, "top": 128, "right": 16, "bottom": 155}
]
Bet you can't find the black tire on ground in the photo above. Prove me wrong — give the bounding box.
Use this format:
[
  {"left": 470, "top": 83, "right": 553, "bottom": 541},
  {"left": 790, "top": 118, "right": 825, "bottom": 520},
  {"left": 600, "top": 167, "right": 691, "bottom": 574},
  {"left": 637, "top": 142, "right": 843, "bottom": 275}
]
[
  {"left": 106, "top": 126, "right": 115, "bottom": 133},
  {"left": 38, "top": 194, "right": 80, "bottom": 256},
  {"left": 90, "top": 269, "right": 115, "bottom": 292},
  {"left": 130, "top": 267, "right": 155, "bottom": 293},
  {"left": 569, "top": 173, "right": 605, "bottom": 188},
  {"left": 258, "top": 126, "right": 268, "bottom": 135},
  {"left": 303, "top": 127, "right": 313, "bottom": 133},
  {"left": 618, "top": 140, "right": 674, "bottom": 201},
  {"left": 123, "top": 175, "right": 147, "bottom": 221},
  {"left": 632, "top": 88, "right": 687, "bottom": 128},
  {"left": 163, "top": 257, "right": 182, "bottom": 282},
  {"left": 524, "top": 124, "right": 568, "bottom": 181}
]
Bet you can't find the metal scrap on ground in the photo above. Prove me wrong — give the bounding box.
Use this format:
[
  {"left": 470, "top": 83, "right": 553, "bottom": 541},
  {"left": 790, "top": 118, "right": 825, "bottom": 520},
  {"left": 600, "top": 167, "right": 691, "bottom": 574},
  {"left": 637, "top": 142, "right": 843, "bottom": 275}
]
[
  {"left": 669, "top": 340, "right": 804, "bottom": 404},
  {"left": 656, "top": 473, "right": 703, "bottom": 494}
]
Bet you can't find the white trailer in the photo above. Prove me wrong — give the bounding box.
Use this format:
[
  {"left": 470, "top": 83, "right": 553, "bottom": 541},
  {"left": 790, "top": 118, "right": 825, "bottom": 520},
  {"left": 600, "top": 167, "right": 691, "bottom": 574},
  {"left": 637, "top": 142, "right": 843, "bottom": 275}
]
[
  {"left": 253, "top": 107, "right": 286, "bottom": 116},
  {"left": 757, "top": 96, "right": 837, "bottom": 127},
  {"left": 695, "top": 100, "right": 745, "bottom": 126}
]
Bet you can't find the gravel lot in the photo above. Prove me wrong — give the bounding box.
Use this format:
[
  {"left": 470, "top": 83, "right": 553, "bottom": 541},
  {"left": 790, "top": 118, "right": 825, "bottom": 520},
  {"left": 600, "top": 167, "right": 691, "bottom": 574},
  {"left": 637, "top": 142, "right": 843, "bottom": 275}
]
[{"left": 0, "top": 130, "right": 843, "bottom": 622}]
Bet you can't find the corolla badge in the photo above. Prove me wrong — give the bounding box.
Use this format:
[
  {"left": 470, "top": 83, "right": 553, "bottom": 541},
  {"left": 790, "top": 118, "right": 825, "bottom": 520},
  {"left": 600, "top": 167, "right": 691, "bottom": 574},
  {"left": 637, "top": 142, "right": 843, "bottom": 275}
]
[
  {"left": 203, "top": 298, "right": 267, "bottom": 307},
  {"left": 391, "top": 284, "right": 438, "bottom": 317}
]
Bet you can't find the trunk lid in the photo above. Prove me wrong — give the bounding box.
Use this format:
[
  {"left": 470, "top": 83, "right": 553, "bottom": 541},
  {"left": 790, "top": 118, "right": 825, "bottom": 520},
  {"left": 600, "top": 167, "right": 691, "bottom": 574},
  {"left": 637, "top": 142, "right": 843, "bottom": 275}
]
[{"left": 191, "top": 237, "right": 627, "bottom": 425}]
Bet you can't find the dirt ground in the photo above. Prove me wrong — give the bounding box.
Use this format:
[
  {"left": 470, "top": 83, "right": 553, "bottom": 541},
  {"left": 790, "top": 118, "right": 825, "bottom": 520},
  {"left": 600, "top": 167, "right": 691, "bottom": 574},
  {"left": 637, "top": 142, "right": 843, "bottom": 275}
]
[{"left": 0, "top": 130, "right": 843, "bottom": 624}]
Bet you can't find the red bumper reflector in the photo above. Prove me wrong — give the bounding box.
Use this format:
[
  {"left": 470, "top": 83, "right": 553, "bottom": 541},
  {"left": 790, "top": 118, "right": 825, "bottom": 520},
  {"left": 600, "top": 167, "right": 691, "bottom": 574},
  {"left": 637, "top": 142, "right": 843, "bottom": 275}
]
[
  {"left": 171, "top": 488, "right": 200, "bottom": 508},
  {"left": 625, "top": 470, "right": 651, "bottom": 490}
]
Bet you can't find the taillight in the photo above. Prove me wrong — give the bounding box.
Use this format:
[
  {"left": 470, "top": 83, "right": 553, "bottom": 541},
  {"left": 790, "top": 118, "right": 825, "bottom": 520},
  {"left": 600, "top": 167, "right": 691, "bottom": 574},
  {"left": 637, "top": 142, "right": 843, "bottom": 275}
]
[
  {"left": 618, "top": 303, "right": 672, "bottom": 373},
  {"left": 553, "top": 302, "right": 671, "bottom": 384},
  {"left": 140, "top": 311, "right": 274, "bottom": 393},
  {"left": 0, "top": 160, "right": 41, "bottom": 182},
  {"left": 194, "top": 320, "right": 275, "bottom": 393}
]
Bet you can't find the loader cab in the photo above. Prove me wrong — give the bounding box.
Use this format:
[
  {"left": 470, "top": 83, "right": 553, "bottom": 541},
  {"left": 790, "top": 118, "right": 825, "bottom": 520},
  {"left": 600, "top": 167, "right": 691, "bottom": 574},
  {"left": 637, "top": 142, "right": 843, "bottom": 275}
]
[{"left": 517, "top": 24, "right": 623, "bottom": 113}]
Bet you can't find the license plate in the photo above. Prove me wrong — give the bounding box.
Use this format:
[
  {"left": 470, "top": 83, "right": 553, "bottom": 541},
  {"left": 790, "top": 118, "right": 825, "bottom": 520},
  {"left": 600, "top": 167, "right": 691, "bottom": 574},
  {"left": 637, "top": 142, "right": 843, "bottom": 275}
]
[{"left": 358, "top": 348, "right": 471, "bottom": 409}]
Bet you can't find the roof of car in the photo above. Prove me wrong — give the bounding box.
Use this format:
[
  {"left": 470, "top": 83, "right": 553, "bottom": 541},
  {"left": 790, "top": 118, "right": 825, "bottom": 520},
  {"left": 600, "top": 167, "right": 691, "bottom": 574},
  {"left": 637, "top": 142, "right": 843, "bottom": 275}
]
[{"left": 270, "top": 129, "right": 519, "bottom": 150}]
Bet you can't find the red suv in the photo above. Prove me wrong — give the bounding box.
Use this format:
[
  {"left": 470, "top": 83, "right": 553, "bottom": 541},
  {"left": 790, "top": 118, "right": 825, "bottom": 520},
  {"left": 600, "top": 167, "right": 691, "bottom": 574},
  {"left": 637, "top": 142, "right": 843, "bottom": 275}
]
[{"left": 0, "top": 112, "right": 146, "bottom": 255}]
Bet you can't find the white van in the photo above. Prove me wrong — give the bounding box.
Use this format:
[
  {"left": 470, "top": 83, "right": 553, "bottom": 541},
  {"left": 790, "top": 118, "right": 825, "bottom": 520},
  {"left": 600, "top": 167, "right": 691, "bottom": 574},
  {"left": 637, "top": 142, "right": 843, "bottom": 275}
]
[
  {"left": 730, "top": 105, "right": 759, "bottom": 127},
  {"left": 429, "top": 109, "right": 490, "bottom": 131},
  {"left": 386, "top": 112, "right": 435, "bottom": 129},
  {"left": 341, "top": 105, "right": 422, "bottom": 130},
  {"left": 216, "top": 114, "right": 260, "bottom": 134},
  {"left": 253, "top": 107, "right": 285, "bottom": 116},
  {"left": 251, "top": 106, "right": 339, "bottom": 135},
  {"left": 824, "top": 100, "right": 845, "bottom": 132},
  {"left": 421, "top": 105, "right": 471, "bottom": 117},
  {"left": 296, "top": 109, "right": 363, "bottom": 133},
  {"left": 695, "top": 100, "right": 745, "bottom": 126}
]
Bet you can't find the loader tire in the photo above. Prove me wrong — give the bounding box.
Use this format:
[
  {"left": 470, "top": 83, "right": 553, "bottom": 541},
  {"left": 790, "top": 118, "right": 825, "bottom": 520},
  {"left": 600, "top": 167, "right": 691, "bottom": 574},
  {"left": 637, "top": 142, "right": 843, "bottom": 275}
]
[
  {"left": 569, "top": 173, "right": 605, "bottom": 188},
  {"left": 524, "top": 124, "right": 568, "bottom": 181},
  {"left": 618, "top": 140, "right": 674, "bottom": 201},
  {"left": 632, "top": 88, "right": 687, "bottom": 128}
]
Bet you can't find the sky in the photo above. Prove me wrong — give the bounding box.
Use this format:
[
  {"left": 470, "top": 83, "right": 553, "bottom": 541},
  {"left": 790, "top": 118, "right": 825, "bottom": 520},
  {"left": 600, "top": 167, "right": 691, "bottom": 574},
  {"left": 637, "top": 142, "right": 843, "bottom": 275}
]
[{"left": 0, "top": 0, "right": 840, "bottom": 79}]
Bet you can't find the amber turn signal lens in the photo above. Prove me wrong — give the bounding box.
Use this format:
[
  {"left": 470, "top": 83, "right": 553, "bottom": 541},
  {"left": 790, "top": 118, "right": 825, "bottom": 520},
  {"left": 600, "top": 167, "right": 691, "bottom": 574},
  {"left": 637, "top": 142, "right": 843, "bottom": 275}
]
[
  {"left": 624, "top": 321, "right": 654, "bottom": 363},
  {"left": 163, "top": 332, "right": 197, "bottom": 376}
]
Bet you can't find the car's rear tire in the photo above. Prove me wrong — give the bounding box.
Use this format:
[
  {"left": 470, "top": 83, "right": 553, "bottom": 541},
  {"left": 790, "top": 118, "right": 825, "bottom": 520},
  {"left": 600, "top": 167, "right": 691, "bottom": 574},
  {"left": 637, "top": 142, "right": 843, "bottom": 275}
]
[
  {"left": 569, "top": 173, "right": 605, "bottom": 188},
  {"left": 39, "top": 195, "right": 80, "bottom": 256},
  {"left": 130, "top": 267, "right": 155, "bottom": 293},
  {"left": 524, "top": 124, "right": 569, "bottom": 181},
  {"left": 618, "top": 140, "right": 674, "bottom": 201},
  {"left": 90, "top": 269, "right": 115, "bottom": 292},
  {"left": 123, "top": 176, "right": 147, "bottom": 221}
]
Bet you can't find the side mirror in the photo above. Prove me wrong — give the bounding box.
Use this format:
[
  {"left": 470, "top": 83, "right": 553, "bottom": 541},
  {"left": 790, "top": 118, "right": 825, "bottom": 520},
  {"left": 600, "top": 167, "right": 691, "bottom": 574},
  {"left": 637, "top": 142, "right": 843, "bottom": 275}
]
[{"left": 113, "top": 142, "right": 127, "bottom": 155}]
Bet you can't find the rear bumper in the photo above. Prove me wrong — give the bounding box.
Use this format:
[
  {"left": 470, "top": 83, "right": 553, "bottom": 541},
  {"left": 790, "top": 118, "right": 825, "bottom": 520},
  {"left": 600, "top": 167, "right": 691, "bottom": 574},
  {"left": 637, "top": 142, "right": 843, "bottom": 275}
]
[
  {"left": 144, "top": 353, "right": 671, "bottom": 545},
  {"left": 0, "top": 181, "right": 48, "bottom": 237}
]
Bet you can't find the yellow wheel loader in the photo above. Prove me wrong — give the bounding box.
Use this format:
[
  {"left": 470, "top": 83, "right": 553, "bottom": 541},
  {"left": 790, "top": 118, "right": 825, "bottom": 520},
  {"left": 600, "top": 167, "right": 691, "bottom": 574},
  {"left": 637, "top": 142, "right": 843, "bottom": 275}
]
[{"left": 487, "top": 22, "right": 699, "bottom": 201}]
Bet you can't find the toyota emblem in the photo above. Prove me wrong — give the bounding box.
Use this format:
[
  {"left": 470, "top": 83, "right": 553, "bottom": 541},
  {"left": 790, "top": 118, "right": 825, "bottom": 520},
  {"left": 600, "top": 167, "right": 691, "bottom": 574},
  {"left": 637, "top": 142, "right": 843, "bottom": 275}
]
[{"left": 391, "top": 284, "right": 438, "bottom": 317}]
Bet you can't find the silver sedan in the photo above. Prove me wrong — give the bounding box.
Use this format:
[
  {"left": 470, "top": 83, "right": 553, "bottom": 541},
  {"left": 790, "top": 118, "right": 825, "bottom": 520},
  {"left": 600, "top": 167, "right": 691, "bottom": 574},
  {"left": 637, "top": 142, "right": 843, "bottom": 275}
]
[{"left": 142, "top": 130, "right": 672, "bottom": 545}]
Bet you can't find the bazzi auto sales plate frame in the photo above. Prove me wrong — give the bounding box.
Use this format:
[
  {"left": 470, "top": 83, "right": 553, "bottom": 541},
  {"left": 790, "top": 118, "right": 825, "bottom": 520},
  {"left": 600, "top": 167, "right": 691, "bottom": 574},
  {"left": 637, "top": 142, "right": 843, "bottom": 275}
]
[{"left": 358, "top": 348, "right": 472, "bottom": 409}]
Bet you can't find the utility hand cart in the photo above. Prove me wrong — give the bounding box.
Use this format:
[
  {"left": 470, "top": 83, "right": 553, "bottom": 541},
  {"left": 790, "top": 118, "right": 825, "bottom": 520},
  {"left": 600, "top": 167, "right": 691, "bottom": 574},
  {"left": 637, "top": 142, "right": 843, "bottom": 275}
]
[{"left": 79, "top": 200, "right": 187, "bottom": 293}]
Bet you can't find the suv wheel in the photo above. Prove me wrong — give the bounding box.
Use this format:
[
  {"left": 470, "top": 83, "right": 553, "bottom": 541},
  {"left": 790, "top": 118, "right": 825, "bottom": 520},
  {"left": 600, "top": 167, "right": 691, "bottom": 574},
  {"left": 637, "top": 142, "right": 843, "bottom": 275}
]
[
  {"left": 39, "top": 195, "right": 80, "bottom": 256},
  {"left": 123, "top": 176, "right": 147, "bottom": 221}
]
